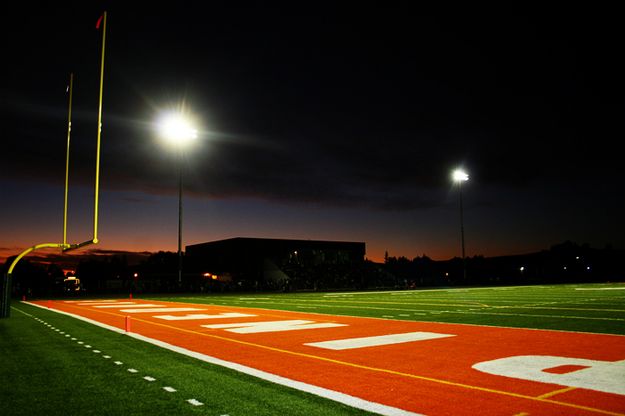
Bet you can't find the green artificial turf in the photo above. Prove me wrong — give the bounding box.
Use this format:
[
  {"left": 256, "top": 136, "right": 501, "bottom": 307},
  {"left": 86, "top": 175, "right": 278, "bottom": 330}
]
[{"left": 0, "top": 303, "right": 373, "bottom": 416}]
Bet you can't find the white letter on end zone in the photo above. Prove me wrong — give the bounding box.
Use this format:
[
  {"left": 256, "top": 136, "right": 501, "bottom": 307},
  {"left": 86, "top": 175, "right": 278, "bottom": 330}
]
[
  {"left": 305, "top": 332, "right": 455, "bottom": 350},
  {"left": 473, "top": 355, "right": 625, "bottom": 396},
  {"left": 202, "top": 320, "right": 346, "bottom": 334}
]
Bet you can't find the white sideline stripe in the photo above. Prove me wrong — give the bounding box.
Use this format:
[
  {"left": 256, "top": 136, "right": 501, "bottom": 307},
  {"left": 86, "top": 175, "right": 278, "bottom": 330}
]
[
  {"left": 202, "top": 320, "right": 347, "bottom": 334},
  {"left": 120, "top": 307, "right": 206, "bottom": 313},
  {"left": 114, "top": 361, "right": 123, "bottom": 365},
  {"left": 144, "top": 376, "right": 156, "bottom": 382},
  {"left": 128, "top": 368, "right": 138, "bottom": 373},
  {"left": 94, "top": 303, "right": 162, "bottom": 309},
  {"left": 23, "top": 301, "right": 424, "bottom": 416},
  {"left": 154, "top": 312, "right": 256, "bottom": 321},
  {"left": 305, "top": 332, "right": 456, "bottom": 350},
  {"left": 187, "top": 399, "right": 204, "bottom": 406},
  {"left": 163, "top": 386, "right": 177, "bottom": 393}
]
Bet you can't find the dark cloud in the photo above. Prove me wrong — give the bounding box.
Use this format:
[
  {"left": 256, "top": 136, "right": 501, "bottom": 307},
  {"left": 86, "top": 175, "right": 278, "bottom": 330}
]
[
  {"left": 20, "top": 249, "right": 150, "bottom": 267},
  {"left": 2, "top": 5, "right": 624, "bottom": 213}
]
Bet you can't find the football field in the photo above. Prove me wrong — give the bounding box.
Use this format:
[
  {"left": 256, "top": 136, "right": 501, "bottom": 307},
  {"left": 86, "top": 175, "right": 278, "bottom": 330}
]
[{"left": 2, "top": 283, "right": 624, "bottom": 415}]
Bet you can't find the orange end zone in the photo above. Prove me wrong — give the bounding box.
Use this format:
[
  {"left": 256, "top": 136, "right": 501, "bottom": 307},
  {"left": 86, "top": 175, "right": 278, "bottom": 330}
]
[{"left": 28, "top": 299, "right": 625, "bottom": 416}]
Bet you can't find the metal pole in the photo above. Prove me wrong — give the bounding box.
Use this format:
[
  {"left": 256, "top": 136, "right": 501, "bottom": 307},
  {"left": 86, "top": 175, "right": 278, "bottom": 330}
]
[
  {"left": 1, "top": 273, "right": 11, "bottom": 318},
  {"left": 177, "top": 150, "right": 183, "bottom": 285},
  {"left": 93, "top": 11, "right": 107, "bottom": 245},
  {"left": 459, "top": 182, "right": 466, "bottom": 281},
  {"left": 63, "top": 73, "right": 73, "bottom": 246}
]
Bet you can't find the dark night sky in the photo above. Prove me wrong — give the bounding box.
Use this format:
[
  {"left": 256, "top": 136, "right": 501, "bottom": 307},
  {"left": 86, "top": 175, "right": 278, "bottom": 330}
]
[{"left": 1, "top": 3, "right": 624, "bottom": 264}]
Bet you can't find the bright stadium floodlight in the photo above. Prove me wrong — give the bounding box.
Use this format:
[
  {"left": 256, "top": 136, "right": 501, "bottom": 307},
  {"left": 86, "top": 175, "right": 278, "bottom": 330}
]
[
  {"left": 157, "top": 110, "right": 198, "bottom": 287},
  {"left": 452, "top": 168, "right": 469, "bottom": 281},
  {"left": 452, "top": 169, "right": 469, "bottom": 183},
  {"left": 158, "top": 113, "right": 198, "bottom": 147}
]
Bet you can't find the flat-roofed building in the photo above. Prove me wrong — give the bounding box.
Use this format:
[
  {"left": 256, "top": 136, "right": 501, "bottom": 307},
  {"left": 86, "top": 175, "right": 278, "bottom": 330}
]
[{"left": 186, "top": 237, "right": 366, "bottom": 291}]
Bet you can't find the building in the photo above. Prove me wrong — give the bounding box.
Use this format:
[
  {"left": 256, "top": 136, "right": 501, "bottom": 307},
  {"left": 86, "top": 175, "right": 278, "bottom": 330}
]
[{"left": 186, "top": 237, "right": 366, "bottom": 291}]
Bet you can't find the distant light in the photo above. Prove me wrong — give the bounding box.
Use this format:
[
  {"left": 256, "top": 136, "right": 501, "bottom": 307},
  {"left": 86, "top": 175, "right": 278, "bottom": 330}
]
[
  {"left": 158, "top": 113, "right": 197, "bottom": 147},
  {"left": 133, "top": 273, "right": 138, "bottom": 278},
  {"left": 587, "top": 266, "right": 591, "bottom": 271},
  {"left": 452, "top": 169, "right": 469, "bottom": 182},
  {"left": 576, "top": 256, "right": 580, "bottom": 260},
  {"left": 519, "top": 266, "right": 525, "bottom": 272},
  {"left": 203, "top": 272, "right": 219, "bottom": 280}
]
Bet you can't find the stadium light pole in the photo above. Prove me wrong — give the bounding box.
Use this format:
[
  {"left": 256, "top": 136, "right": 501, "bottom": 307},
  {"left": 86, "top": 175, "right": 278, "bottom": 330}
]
[
  {"left": 158, "top": 113, "right": 198, "bottom": 286},
  {"left": 452, "top": 169, "right": 469, "bottom": 281}
]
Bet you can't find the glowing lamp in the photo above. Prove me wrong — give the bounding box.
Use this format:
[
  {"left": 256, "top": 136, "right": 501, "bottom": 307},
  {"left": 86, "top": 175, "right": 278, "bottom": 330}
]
[
  {"left": 452, "top": 169, "right": 469, "bottom": 182},
  {"left": 159, "top": 113, "right": 197, "bottom": 147}
]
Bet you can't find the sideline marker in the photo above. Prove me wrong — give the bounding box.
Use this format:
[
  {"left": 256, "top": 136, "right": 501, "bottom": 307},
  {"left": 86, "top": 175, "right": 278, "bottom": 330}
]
[{"left": 125, "top": 316, "right": 131, "bottom": 333}]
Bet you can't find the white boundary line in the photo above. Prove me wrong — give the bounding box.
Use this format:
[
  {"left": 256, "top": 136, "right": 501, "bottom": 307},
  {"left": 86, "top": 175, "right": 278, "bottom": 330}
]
[{"left": 22, "top": 301, "right": 424, "bottom": 416}]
